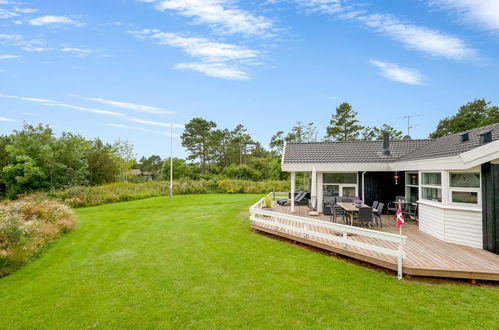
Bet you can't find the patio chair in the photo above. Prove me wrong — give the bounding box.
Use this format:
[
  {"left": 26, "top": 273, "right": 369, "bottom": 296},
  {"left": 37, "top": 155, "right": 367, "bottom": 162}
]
[
  {"left": 403, "top": 203, "right": 418, "bottom": 221},
  {"left": 278, "top": 192, "right": 306, "bottom": 206},
  {"left": 323, "top": 198, "right": 336, "bottom": 215},
  {"left": 372, "top": 201, "right": 379, "bottom": 210},
  {"left": 387, "top": 196, "right": 406, "bottom": 215},
  {"left": 332, "top": 205, "right": 347, "bottom": 224},
  {"left": 354, "top": 207, "right": 374, "bottom": 228},
  {"left": 374, "top": 202, "right": 384, "bottom": 227}
]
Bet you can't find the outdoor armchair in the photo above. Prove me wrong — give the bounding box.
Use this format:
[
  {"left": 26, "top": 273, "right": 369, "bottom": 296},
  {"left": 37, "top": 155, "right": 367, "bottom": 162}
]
[
  {"left": 387, "top": 196, "right": 406, "bottom": 215},
  {"left": 374, "top": 202, "right": 384, "bottom": 227}
]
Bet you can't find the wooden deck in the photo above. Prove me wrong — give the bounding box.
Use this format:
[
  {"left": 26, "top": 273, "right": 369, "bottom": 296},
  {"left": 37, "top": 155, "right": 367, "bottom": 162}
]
[{"left": 251, "top": 203, "right": 499, "bottom": 281}]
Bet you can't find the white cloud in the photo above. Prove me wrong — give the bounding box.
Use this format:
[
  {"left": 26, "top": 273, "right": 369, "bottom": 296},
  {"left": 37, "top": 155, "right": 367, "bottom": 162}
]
[
  {"left": 82, "top": 96, "right": 175, "bottom": 115},
  {"left": 29, "top": 15, "right": 83, "bottom": 27},
  {"left": 0, "top": 33, "right": 22, "bottom": 41},
  {"left": 292, "top": 0, "right": 348, "bottom": 15},
  {"left": 428, "top": 0, "right": 499, "bottom": 31},
  {"left": 0, "top": 93, "right": 125, "bottom": 117},
  {"left": 360, "top": 13, "right": 476, "bottom": 60},
  {"left": 0, "top": 54, "right": 21, "bottom": 59},
  {"left": 175, "top": 62, "right": 250, "bottom": 80},
  {"left": 130, "top": 29, "right": 260, "bottom": 63},
  {"left": 127, "top": 117, "right": 185, "bottom": 128},
  {"left": 369, "top": 59, "right": 425, "bottom": 86},
  {"left": 0, "top": 34, "right": 51, "bottom": 52},
  {"left": 0, "top": 117, "right": 15, "bottom": 122},
  {"left": 105, "top": 123, "right": 179, "bottom": 137},
  {"left": 60, "top": 47, "right": 94, "bottom": 57},
  {"left": 129, "top": 29, "right": 259, "bottom": 79},
  {"left": 141, "top": 0, "right": 274, "bottom": 37},
  {"left": 0, "top": 8, "right": 17, "bottom": 18},
  {"left": 287, "top": 0, "right": 477, "bottom": 60}
]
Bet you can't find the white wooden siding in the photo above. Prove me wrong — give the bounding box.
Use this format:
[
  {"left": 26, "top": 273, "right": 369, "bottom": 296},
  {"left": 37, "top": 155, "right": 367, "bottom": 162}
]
[
  {"left": 444, "top": 209, "right": 482, "bottom": 248},
  {"left": 419, "top": 204, "right": 445, "bottom": 240},
  {"left": 419, "top": 203, "right": 483, "bottom": 249}
]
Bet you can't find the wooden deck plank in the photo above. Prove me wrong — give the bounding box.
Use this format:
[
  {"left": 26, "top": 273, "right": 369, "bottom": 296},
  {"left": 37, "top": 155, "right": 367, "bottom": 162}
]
[{"left": 251, "top": 203, "right": 499, "bottom": 281}]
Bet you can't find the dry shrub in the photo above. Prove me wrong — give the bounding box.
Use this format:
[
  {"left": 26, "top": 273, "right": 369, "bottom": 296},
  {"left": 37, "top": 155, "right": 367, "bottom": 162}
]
[{"left": 0, "top": 197, "right": 76, "bottom": 277}]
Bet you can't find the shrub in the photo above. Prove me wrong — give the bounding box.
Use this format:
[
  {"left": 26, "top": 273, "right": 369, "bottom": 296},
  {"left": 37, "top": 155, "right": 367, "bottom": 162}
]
[
  {"left": 33, "top": 179, "right": 290, "bottom": 208},
  {"left": 0, "top": 197, "right": 76, "bottom": 277},
  {"left": 264, "top": 195, "right": 272, "bottom": 208}
]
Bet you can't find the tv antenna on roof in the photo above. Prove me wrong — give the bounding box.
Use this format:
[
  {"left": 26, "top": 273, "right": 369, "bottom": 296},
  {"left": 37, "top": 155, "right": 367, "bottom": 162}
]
[{"left": 400, "top": 114, "right": 423, "bottom": 136}]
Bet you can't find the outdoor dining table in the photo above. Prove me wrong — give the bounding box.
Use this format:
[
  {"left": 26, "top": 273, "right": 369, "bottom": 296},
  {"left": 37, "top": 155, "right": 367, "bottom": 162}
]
[{"left": 336, "top": 202, "right": 376, "bottom": 226}]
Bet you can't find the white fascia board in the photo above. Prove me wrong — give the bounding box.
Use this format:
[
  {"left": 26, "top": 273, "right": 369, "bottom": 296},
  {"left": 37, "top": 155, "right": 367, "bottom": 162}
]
[
  {"left": 459, "top": 140, "right": 499, "bottom": 168},
  {"left": 390, "top": 156, "right": 464, "bottom": 171},
  {"left": 281, "top": 163, "right": 391, "bottom": 172},
  {"left": 281, "top": 141, "right": 286, "bottom": 165}
]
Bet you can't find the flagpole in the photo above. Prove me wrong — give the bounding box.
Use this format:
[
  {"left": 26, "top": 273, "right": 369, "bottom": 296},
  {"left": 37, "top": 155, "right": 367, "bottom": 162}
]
[{"left": 169, "top": 123, "right": 173, "bottom": 200}]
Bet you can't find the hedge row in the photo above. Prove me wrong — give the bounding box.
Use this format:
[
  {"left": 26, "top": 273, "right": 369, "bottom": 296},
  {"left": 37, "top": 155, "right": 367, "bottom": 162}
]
[{"left": 35, "top": 179, "right": 290, "bottom": 208}]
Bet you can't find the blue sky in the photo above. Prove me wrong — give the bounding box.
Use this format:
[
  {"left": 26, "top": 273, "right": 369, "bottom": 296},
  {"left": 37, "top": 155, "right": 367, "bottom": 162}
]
[{"left": 1, "top": 0, "right": 499, "bottom": 158}]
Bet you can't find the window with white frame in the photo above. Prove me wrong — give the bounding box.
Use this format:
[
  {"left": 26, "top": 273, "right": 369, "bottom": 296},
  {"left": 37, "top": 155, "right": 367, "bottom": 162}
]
[
  {"left": 406, "top": 172, "right": 419, "bottom": 202},
  {"left": 449, "top": 172, "right": 480, "bottom": 205},
  {"left": 323, "top": 173, "right": 358, "bottom": 197},
  {"left": 421, "top": 172, "right": 442, "bottom": 202}
]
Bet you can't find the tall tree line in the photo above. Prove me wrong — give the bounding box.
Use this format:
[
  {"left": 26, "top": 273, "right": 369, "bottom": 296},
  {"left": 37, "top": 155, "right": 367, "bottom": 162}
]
[{"left": 0, "top": 124, "right": 134, "bottom": 198}]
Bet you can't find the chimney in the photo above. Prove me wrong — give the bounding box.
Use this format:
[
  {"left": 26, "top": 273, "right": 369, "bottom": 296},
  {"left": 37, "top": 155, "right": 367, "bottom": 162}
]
[
  {"left": 382, "top": 132, "right": 391, "bottom": 156},
  {"left": 478, "top": 129, "right": 493, "bottom": 145},
  {"left": 459, "top": 132, "right": 469, "bottom": 143}
]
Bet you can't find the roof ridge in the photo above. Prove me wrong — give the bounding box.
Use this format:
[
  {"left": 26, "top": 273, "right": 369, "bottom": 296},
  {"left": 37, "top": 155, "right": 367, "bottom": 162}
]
[{"left": 286, "top": 139, "right": 432, "bottom": 144}]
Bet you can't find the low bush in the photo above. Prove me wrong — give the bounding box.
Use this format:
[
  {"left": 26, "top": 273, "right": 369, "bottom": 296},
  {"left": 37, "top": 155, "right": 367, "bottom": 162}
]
[
  {"left": 34, "top": 179, "right": 289, "bottom": 208},
  {"left": 0, "top": 197, "right": 76, "bottom": 277}
]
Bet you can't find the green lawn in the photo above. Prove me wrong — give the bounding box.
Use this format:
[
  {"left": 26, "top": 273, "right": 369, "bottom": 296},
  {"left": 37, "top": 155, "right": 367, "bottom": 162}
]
[{"left": 0, "top": 194, "right": 497, "bottom": 329}]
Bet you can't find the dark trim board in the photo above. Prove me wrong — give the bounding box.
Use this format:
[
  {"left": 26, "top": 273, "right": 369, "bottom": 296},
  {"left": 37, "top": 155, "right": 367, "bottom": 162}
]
[{"left": 482, "top": 163, "right": 499, "bottom": 255}]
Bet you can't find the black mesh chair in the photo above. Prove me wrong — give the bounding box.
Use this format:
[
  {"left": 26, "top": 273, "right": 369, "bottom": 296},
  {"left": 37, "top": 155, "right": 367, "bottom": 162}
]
[
  {"left": 403, "top": 203, "right": 418, "bottom": 221},
  {"left": 374, "top": 202, "right": 384, "bottom": 227},
  {"left": 332, "top": 205, "right": 347, "bottom": 224},
  {"left": 355, "top": 207, "right": 374, "bottom": 228},
  {"left": 387, "top": 196, "right": 406, "bottom": 215}
]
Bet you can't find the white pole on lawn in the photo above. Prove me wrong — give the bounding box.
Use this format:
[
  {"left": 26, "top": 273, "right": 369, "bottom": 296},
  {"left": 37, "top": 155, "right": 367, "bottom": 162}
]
[
  {"left": 397, "top": 200, "right": 403, "bottom": 280},
  {"left": 169, "top": 123, "right": 173, "bottom": 200}
]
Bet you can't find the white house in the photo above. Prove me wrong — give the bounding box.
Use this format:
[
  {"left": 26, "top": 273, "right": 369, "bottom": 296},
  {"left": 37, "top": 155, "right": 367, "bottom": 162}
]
[{"left": 281, "top": 123, "right": 499, "bottom": 254}]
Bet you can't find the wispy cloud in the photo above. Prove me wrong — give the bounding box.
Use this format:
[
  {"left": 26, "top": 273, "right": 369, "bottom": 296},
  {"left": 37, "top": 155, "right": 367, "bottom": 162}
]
[
  {"left": 286, "top": 0, "right": 477, "bottom": 60},
  {"left": 82, "top": 96, "right": 175, "bottom": 115},
  {"left": 129, "top": 29, "right": 260, "bottom": 79},
  {"left": 29, "top": 15, "right": 84, "bottom": 27},
  {"left": 0, "top": 33, "right": 50, "bottom": 52},
  {"left": 0, "top": 117, "right": 15, "bottom": 122},
  {"left": 0, "top": 93, "right": 184, "bottom": 131},
  {"left": 359, "top": 13, "right": 476, "bottom": 60},
  {"left": 0, "top": 54, "right": 21, "bottom": 59},
  {"left": 0, "top": 33, "right": 21, "bottom": 41},
  {"left": 369, "top": 59, "right": 425, "bottom": 86},
  {"left": 60, "top": 47, "right": 95, "bottom": 57},
  {"left": 106, "top": 123, "right": 180, "bottom": 137},
  {"left": 427, "top": 0, "right": 499, "bottom": 31},
  {"left": 129, "top": 29, "right": 260, "bottom": 63},
  {"left": 139, "top": 0, "right": 275, "bottom": 37},
  {"left": 127, "top": 117, "right": 185, "bottom": 128},
  {"left": 0, "top": 93, "right": 125, "bottom": 117},
  {"left": 175, "top": 62, "right": 250, "bottom": 80},
  {"left": 0, "top": 1, "right": 37, "bottom": 20}
]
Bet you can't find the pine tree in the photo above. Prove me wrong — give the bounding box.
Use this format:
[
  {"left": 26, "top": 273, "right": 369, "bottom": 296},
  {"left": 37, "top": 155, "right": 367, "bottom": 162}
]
[{"left": 324, "top": 102, "right": 364, "bottom": 141}]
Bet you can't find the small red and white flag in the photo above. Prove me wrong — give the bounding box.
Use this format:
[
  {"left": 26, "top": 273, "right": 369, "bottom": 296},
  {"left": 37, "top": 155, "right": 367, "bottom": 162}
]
[{"left": 396, "top": 201, "right": 405, "bottom": 228}]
